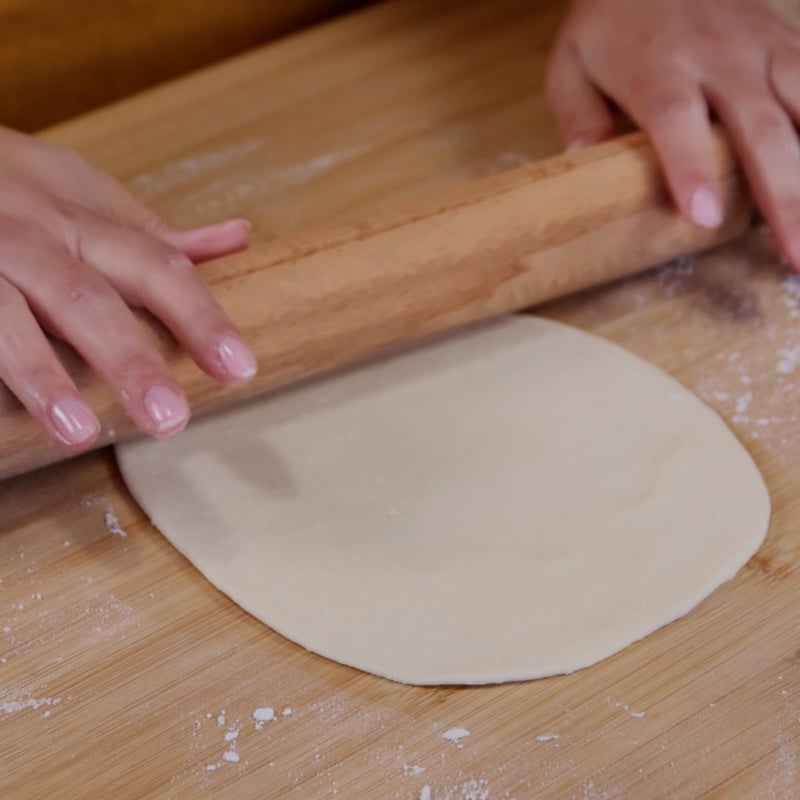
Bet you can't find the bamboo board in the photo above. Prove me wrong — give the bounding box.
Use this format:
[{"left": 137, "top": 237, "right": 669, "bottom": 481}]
[{"left": 3, "top": 1, "right": 800, "bottom": 797}]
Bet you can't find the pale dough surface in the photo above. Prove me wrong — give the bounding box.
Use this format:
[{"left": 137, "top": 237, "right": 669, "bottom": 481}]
[{"left": 117, "top": 316, "right": 770, "bottom": 685}]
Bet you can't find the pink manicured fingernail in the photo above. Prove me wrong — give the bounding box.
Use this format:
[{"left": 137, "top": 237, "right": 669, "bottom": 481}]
[
  {"left": 566, "top": 137, "right": 593, "bottom": 152},
  {"left": 690, "top": 186, "right": 723, "bottom": 229},
  {"left": 144, "top": 385, "right": 189, "bottom": 434},
  {"left": 218, "top": 335, "right": 257, "bottom": 381},
  {"left": 51, "top": 397, "right": 100, "bottom": 446}
]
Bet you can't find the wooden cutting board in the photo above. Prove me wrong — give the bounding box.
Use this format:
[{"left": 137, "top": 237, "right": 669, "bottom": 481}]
[{"left": 3, "top": 1, "right": 800, "bottom": 798}]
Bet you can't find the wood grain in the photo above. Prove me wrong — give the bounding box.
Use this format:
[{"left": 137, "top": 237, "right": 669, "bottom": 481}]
[
  {"left": 0, "top": 127, "right": 750, "bottom": 480},
  {"left": 3, "top": 1, "right": 800, "bottom": 798}
]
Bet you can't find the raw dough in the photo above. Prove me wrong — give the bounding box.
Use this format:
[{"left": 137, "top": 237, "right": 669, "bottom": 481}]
[{"left": 117, "top": 316, "right": 770, "bottom": 685}]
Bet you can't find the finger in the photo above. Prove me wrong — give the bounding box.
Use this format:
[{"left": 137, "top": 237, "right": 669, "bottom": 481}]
[
  {"left": 0, "top": 276, "right": 99, "bottom": 449},
  {"left": 769, "top": 46, "right": 800, "bottom": 128},
  {"left": 99, "top": 175, "right": 252, "bottom": 263},
  {"left": 544, "top": 44, "right": 617, "bottom": 150},
  {"left": 623, "top": 75, "right": 723, "bottom": 229},
  {"left": 2, "top": 244, "right": 190, "bottom": 438},
  {"left": 710, "top": 81, "right": 800, "bottom": 266},
  {"left": 162, "top": 218, "right": 252, "bottom": 263},
  {"left": 78, "top": 222, "right": 257, "bottom": 384}
]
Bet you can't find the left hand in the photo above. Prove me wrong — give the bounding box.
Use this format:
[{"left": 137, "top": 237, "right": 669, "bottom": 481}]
[{"left": 545, "top": 0, "right": 800, "bottom": 268}]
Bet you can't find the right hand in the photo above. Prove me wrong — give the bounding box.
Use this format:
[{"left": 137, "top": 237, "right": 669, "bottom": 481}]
[
  {"left": 545, "top": 0, "right": 800, "bottom": 265},
  {"left": 0, "top": 125, "right": 257, "bottom": 451}
]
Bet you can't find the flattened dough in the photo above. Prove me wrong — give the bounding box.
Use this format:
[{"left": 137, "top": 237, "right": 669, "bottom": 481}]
[{"left": 117, "top": 316, "right": 770, "bottom": 685}]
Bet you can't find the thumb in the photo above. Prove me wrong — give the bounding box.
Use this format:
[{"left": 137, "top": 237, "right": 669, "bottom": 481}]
[
  {"left": 137, "top": 206, "right": 252, "bottom": 264},
  {"left": 544, "top": 45, "right": 616, "bottom": 151},
  {"left": 160, "top": 218, "right": 252, "bottom": 263},
  {"left": 105, "top": 175, "right": 252, "bottom": 263}
]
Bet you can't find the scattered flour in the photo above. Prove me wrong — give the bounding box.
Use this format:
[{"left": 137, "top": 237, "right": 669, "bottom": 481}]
[
  {"left": 404, "top": 764, "right": 426, "bottom": 776},
  {"left": 776, "top": 346, "right": 800, "bottom": 375},
  {"left": 0, "top": 696, "right": 61, "bottom": 715},
  {"left": 782, "top": 275, "right": 800, "bottom": 318},
  {"left": 442, "top": 727, "right": 471, "bottom": 744},
  {"left": 219, "top": 718, "right": 243, "bottom": 765},
  {"left": 224, "top": 726, "right": 240, "bottom": 743},
  {"left": 104, "top": 510, "right": 127, "bottom": 538},
  {"left": 454, "top": 778, "right": 491, "bottom": 800},
  {"left": 734, "top": 391, "right": 753, "bottom": 415},
  {"left": 129, "top": 139, "right": 265, "bottom": 203},
  {"left": 609, "top": 698, "right": 646, "bottom": 718},
  {"left": 536, "top": 733, "right": 560, "bottom": 743},
  {"left": 419, "top": 786, "right": 432, "bottom": 800},
  {"left": 253, "top": 706, "right": 276, "bottom": 731},
  {"left": 281, "top": 707, "right": 293, "bottom": 717},
  {"left": 80, "top": 492, "right": 106, "bottom": 508}
]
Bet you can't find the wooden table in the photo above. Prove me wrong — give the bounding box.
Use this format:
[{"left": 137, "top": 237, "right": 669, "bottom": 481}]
[{"left": 3, "top": 1, "right": 800, "bottom": 797}]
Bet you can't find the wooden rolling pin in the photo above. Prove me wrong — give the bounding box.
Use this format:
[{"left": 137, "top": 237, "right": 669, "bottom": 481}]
[{"left": 0, "top": 129, "right": 751, "bottom": 480}]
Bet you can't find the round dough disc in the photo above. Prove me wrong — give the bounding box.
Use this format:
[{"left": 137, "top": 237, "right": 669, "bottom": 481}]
[{"left": 117, "top": 316, "right": 770, "bottom": 685}]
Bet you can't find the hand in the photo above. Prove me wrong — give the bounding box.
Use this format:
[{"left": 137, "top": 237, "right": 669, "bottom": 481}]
[
  {"left": 545, "top": 0, "right": 800, "bottom": 266},
  {"left": 0, "top": 126, "right": 257, "bottom": 450}
]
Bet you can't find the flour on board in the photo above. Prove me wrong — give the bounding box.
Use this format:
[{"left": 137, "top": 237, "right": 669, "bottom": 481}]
[
  {"left": 442, "top": 727, "right": 471, "bottom": 743},
  {"left": 0, "top": 696, "right": 61, "bottom": 715},
  {"left": 609, "top": 698, "right": 646, "bottom": 718},
  {"left": 253, "top": 706, "right": 276, "bottom": 731},
  {"left": 104, "top": 509, "right": 127, "bottom": 538},
  {"left": 777, "top": 345, "right": 800, "bottom": 375}
]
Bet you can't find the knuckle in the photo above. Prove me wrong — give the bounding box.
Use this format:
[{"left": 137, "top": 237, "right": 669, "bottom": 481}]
[
  {"left": 160, "top": 247, "right": 193, "bottom": 272},
  {"left": 52, "top": 265, "right": 109, "bottom": 310},
  {"left": 133, "top": 237, "right": 192, "bottom": 274},
  {"left": 113, "top": 351, "right": 168, "bottom": 388},
  {"left": 133, "top": 245, "right": 194, "bottom": 295},
  {"left": 17, "top": 362, "right": 61, "bottom": 396},
  {"left": 64, "top": 278, "right": 103, "bottom": 307}
]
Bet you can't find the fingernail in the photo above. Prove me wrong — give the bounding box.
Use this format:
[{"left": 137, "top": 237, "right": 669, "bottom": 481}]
[
  {"left": 143, "top": 385, "right": 189, "bottom": 434},
  {"left": 566, "top": 137, "right": 593, "bottom": 152},
  {"left": 218, "top": 335, "right": 257, "bottom": 381},
  {"left": 690, "top": 186, "right": 723, "bottom": 229},
  {"left": 51, "top": 396, "right": 100, "bottom": 446}
]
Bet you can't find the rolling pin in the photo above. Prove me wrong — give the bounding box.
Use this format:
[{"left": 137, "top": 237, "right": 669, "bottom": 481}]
[{"left": 0, "top": 129, "right": 751, "bottom": 480}]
